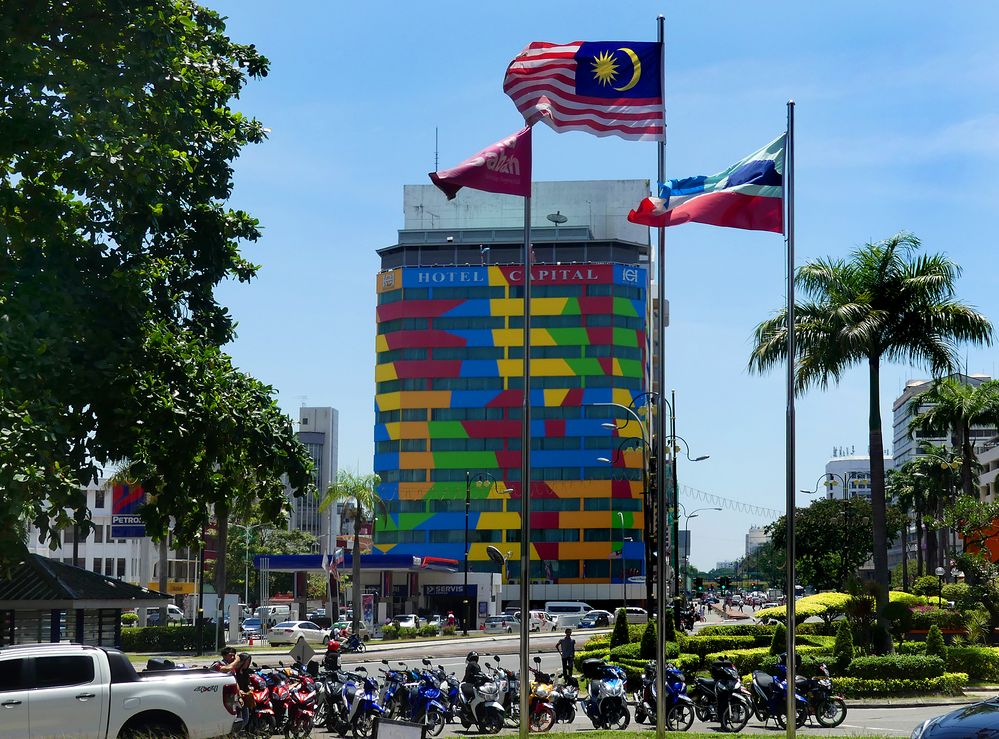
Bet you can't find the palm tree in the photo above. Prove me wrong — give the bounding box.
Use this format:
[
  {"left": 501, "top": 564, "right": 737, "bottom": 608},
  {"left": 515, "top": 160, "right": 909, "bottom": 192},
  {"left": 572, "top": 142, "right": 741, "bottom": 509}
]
[
  {"left": 321, "top": 470, "right": 381, "bottom": 635},
  {"left": 749, "top": 232, "right": 991, "bottom": 648},
  {"left": 909, "top": 377, "right": 999, "bottom": 496}
]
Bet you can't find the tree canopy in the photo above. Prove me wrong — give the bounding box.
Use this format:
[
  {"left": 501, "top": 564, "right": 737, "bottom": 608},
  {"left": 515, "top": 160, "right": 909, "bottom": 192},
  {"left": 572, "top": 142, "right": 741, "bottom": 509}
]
[{"left": 0, "top": 1, "right": 312, "bottom": 561}]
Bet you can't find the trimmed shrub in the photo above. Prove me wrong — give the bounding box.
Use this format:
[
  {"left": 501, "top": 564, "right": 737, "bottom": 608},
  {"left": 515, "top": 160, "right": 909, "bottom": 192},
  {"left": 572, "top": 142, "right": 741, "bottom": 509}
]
[
  {"left": 941, "top": 583, "right": 977, "bottom": 611},
  {"left": 121, "top": 626, "right": 214, "bottom": 653},
  {"left": 398, "top": 627, "right": 418, "bottom": 639},
  {"left": 682, "top": 635, "right": 757, "bottom": 659},
  {"left": 697, "top": 624, "right": 776, "bottom": 637},
  {"left": 703, "top": 646, "right": 828, "bottom": 675},
  {"left": 889, "top": 591, "right": 931, "bottom": 607},
  {"left": 796, "top": 621, "right": 837, "bottom": 636},
  {"left": 757, "top": 653, "right": 835, "bottom": 678},
  {"left": 661, "top": 612, "right": 677, "bottom": 644},
  {"left": 442, "top": 625, "right": 457, "bottom": 636},
  {"left": 582, "top": 633, "right": 611, "bottom": 651},
  {"left": 832, "top": 673, "right": 967, "bottom": 697},
  {"left": 121, "top": 612, "right": 139, "bottom": 626},
  {"left": 897, "top": 641, "right": 926, "bottom": 655},
  {"left": 381, "top": 623, "right": 400, "bottom": 640},
  {"left": 926, "top": 624, "right": 948, "bottom": 662},
  {"left": 418, "top": 624, "right": 439, "bottom": 637},
  {"left": 610, "top": 608, "right": 630, "bottom": 648},
  {"left": 833, "top": 619, "right": 854, "bottom": 669},
  {"left": 882, "top": 601, "right": 914, "bottom": 643},
  {"left": 910, "top": 606, "right": 968, "bottom": 631},
  {"left": 947, "top": 647, "right": 999, "bottom": 682},
  {"left": 609, "top": 642, "right": 641, "bottom": 660},
  {"left": 770, "top": 622, "right": 787, "bottom": 655},
  {"left": 912, "top": 575, "right": 942, "bottom": 598},
  {"left": 847, "top": 655, "right": 945, "bottom": 680},
  {"left": 640, "top": 620, "right": 657, "bottom": 660}
]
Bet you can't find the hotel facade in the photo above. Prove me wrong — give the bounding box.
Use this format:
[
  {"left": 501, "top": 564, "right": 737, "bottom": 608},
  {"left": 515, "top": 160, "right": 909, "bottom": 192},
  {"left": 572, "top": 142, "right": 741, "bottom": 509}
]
[{"left": 371, "top": 180, "right": 652, "bottom": 615}]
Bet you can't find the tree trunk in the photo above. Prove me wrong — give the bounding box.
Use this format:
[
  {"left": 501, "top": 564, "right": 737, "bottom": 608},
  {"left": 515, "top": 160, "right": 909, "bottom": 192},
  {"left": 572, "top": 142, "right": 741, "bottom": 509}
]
[
  {"left": 214, "top": 507, "right": 229, "bottom": 649},
  {"left": 961, "top": 425, "right": 976, "bottom": 497},
  {"left": 868, "top": 357, "right": 892, "bottom": 652},
  {"left": 925, "top": 510, "right": 938, "bottom": 576},
  {"left": 901, "top": 514, "right": 909, "bottom": 591},
  {"left": 158, "top": 535, "right": 169, "bottom": 624},
  {"left": 352, "top": 500, "right": 362, "bottom": 635},
  {"left": 937, "top": 496, "right": 948, "bottom": 569},
  {"left": 915, "top": 513, "right": 924, "bottom": 577}
]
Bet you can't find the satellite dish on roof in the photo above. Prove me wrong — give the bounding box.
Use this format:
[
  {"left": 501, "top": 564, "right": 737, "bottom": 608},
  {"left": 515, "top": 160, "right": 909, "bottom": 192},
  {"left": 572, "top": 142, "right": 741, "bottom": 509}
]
[
  {"left": 546, "top": 211, "right": 567, "bottom": 225},
  {"left": 486, "top": 546, "right": 505, "bottom": 566}
]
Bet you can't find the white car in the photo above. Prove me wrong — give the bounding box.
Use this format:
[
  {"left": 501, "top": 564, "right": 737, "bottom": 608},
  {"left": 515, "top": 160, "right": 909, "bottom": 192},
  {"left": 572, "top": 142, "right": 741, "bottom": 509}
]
[
  {"left": 395, "top": 614, "right": 421, "bottom": 629},
  {"left": 514, "top": 610, "right": 558, "bottom": 632},
  {"left": 483, "top": 615, "right": 520, "bottom": 633},
  {"left": 267, "top": 620, "right": 331, "bottom": 646},
  {"left": 624, "top": 606, "right": 649, "bottom": 624}
]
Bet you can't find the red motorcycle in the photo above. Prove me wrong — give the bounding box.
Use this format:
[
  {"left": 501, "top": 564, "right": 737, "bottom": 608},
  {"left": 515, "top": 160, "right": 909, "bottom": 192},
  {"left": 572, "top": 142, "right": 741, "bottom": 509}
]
[
  {"left": 245, "top": 672, "right": 276, "bottom": 737},
  {"left": 285, "top": 672, "right": 318, "bottom": 738}
]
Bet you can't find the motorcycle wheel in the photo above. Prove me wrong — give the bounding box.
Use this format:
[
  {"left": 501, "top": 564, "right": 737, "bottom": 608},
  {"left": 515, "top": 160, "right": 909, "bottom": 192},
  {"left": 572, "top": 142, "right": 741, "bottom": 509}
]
[
  {"left": 721, "top": 701, "right": 751, "bottom": 733},
  {"left": 314, "top": 701, "right": 328, "bottom": 728},
  {"left": 610, "top": 705, "right": 630, "bottom": 731},
  {"left": 285, "top": 715, "right": 314, "bottom": 739},
  {"left": 424, "top": 708, "right": 445, "bottom": 737},
  {"left": 504, "top": 703, "right": 520, "bottom": 729},
  {"left": 693, "top": 704, "right": 710, "bottom": 722},
  {"left": 666, "top": 703, "right": 694, "bottom": 732},
  {"left": 815, "top": 697, "right": 847, "bottom": 728},
  {"left": 355, "top": 641, "right": 366, "bottom": 653},
  {"left": 634, "top": 706, "right": 646, "bottom": 724},
  {"left": 751, "top": 695, "right": 765, "bottom": 722},
  {"left": 352, "top": 713, "right": 375, "bottom": 739},
  {"left": 249, "top": 714, "right": 276, "bottom": 738},
  {"left": 384, "top": 696, "right": 403, "bottom": 721},
  {"left": 529, "top": 707, "right": 555, "bottom": 733},
  {"left": 481, "top": 709, "right": 504, "bottom": 735},
  {"left": 562, "top": 706, "right": 576, "bottom": 724}
]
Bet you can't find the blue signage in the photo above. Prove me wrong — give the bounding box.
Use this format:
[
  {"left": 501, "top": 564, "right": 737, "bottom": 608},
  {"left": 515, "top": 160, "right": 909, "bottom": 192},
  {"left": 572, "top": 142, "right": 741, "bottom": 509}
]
[{"left": 423, "top": 584, "right": 476, "bottom": 597}]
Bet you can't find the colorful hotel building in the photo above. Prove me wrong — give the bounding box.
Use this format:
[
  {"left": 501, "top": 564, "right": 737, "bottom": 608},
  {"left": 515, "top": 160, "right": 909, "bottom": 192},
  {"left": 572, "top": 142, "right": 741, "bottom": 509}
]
[{"left": 373, "top": 180, "right": 651, "bottom": 614}]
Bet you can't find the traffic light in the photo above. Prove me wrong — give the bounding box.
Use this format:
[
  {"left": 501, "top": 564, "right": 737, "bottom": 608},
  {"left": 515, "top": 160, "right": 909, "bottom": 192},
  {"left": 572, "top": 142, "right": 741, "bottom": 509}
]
[
  {"left": 719, "top": 576, "right": 729, "bottom": 591},
  {"left": 695, "top": 577, "right": 704, "bottom": 593}
]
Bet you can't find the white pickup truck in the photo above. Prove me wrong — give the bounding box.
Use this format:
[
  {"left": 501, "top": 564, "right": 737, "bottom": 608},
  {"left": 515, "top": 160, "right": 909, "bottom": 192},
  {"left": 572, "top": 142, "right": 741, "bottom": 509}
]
[{"left": 0, "top": 643, "right": 240, "bottom": 738}]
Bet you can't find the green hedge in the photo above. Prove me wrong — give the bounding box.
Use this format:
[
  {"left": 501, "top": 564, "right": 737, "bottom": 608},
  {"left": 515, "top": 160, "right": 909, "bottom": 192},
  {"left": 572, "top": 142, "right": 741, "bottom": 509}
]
[
  {"left": 609, "top": 641, "right": 680, "bottom": 661},
  {"left": 381, "top": 624, "right": 400, "bottom": 640},
  {"left": 755, "top": 653, "right": 835, "bottom": 678},
  {"left": 703, "top": 645, "right": 829, "bottom": 675},
  {"left": 832, "top": 672, "right": 967, "bottom": 697},
  {"left": 796, "top": 622, "right": 837, "bottom": 636},
  {"left": 910, "top": 607, "right": 968, "bottom": 631},
  {"left": 947, "top": 647, "right": 999, "bottom": 682},
  {"left": 681, "top": 635, "right": 758, "bottom": 658},
  {"left": 696, "top": 624, "right": 777, "bottom": 637},
  {"left": 847, "top": 655, "right": 945, "bottom": 680},
  {"left": 121, "top": 626, "right": 214, "bottom": 653}
]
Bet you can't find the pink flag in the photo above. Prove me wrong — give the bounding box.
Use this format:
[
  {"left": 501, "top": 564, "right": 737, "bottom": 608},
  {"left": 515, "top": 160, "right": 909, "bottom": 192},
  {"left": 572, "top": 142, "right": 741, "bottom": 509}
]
[{"left": 429, "top": 126, "right": 532, "bottom": 200}]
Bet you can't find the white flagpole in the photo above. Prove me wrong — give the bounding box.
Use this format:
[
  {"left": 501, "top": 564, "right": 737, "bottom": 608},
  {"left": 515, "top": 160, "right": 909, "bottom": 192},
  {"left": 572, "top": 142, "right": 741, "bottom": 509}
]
[
  {"left": 654, "top": 14, "right": 669, "bottom": 739},
  {"left": 518, "top": 190, "right": 532, "bottom": 739},
  {"left": 784, "top": 99, "right": 797, "bottom": 738}
]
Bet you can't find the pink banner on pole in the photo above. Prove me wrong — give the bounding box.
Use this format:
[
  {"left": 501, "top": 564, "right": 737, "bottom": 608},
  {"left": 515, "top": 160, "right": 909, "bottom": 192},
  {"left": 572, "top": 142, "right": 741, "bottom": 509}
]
[{"left": 429, "top": 126, "right": 532, "bottom": 200}]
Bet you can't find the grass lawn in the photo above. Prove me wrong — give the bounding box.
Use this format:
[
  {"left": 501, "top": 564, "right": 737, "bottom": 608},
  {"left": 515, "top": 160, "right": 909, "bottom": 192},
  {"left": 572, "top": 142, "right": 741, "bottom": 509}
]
[{"left": 554, "top": 733, "right": 889, "bottom": 739}]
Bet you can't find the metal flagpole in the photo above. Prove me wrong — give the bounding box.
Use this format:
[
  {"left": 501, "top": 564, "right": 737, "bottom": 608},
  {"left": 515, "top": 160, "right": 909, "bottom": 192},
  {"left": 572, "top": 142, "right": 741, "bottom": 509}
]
[
  {"left": 784, "top": 100, "right": 797, "bottom": 738},
  {"left": 518, "top": 191, "right": 532, "bottom": 739},
  {"left": 654, "top": 14, "right": 668, "bottom": 739}
]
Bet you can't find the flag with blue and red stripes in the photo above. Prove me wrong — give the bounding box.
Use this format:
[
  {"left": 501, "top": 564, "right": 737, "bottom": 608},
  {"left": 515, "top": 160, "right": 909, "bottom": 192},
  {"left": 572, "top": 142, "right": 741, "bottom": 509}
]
[
  {"left": 628, "top": 135, "right": 786, "bottom": 233},
  {"left": 503, "top": 41, "right": 664, "bottom": 141}
]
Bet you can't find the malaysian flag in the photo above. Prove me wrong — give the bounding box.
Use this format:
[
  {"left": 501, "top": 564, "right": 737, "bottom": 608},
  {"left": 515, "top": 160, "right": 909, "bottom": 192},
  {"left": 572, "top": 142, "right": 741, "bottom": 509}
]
[{"left": 503, "top": 41, "right": 663, "bottom": 141}]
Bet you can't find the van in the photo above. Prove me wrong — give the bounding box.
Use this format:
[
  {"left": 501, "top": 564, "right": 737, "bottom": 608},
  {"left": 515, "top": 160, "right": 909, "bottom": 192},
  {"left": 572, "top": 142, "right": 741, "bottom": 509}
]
[
  {"left": 514, "top": 610, "right": 558, "bottom": 632},
  {"left": 542, "top": 601, "right": 593, "bottom": 628},
  {"left": 255, "top": 604, "right": 291, "bottom": 626}
]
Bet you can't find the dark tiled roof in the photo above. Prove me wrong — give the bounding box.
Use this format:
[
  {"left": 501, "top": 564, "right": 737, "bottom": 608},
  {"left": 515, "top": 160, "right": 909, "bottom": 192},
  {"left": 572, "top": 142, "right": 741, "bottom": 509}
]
[{"left": 0, "top": 554, "right": 168, "bottom": 606}]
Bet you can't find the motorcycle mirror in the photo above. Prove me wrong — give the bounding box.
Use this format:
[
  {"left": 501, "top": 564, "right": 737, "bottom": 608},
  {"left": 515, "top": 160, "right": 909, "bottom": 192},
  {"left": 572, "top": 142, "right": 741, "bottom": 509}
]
[
  {"left": 357, "top": 666, "right": 367, "bottom": 673},
  {"left": 398, "top": 662, "right": 406, "bottom": 667},
  {"left": 381, "top": 659, "right": 389, "bottom": 665},
  {"left": 533, "top": 656, "right": 541, "bottom": 665},
  {"left": 422, "top": 659, "right": 430, "bottom": 665}
]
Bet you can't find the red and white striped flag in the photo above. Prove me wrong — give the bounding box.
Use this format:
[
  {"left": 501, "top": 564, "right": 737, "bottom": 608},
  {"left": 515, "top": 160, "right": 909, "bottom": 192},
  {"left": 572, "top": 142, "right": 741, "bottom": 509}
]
[{"left": 503, "top": 41, "right": 664, "bottom": 142}]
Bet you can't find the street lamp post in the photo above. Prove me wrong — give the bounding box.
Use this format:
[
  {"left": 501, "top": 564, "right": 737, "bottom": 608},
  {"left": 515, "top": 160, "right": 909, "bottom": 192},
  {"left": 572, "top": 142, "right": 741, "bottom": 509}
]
[
  {"left": 935, "top": 566, "right": 945, "bottom": 607},
  {"left": 464, "top": 471, "right": 513, "bottom": 637},
  {"left": 231, "top": 523, "right": 268, "bottom": 606},
  {"left": 679, "top": 505, "right": 722, "bottom": 597},
  {"left": 801, "top": 473, "right": 868, "bottom": 589}
]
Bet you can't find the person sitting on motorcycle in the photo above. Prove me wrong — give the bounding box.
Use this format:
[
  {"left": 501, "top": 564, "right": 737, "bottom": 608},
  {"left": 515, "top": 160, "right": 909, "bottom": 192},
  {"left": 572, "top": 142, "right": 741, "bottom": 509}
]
[
  {"left": 461, "top": 651, "right": 484, "bottom": 700},
  {"left": 211, "top": 646, "right": 238, "bottom": 673}
]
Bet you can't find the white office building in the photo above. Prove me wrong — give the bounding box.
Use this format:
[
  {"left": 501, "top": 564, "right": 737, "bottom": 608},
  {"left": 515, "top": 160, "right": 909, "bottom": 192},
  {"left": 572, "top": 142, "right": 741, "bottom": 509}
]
[
  {"left": 290, "top": 406, "right": 340, "bottom": 553},
  {"left": 745, "top": 526, "right": 770, "bottom": 555},
  {"left": 822, "top": 453, "right": 889, "bottom": 500}
]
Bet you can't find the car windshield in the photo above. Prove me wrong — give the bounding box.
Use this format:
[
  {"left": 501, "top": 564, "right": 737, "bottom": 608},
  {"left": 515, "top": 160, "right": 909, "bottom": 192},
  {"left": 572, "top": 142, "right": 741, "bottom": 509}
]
[
  {"left": 274, "top": 621, "right": 296, "bottom": 628},
  {"left": 243, "top": 618, "right": 260, "bottom": 626}
]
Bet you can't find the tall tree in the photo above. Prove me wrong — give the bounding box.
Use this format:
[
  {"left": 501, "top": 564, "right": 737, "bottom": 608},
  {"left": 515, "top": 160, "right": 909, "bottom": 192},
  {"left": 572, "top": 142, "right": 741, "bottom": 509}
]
[
  {"left": 0, "top": 1, "right": 313, "bottom": 561},
  {"left": 749, "top": 232, "right": 992, "bottom": 649},
  {"left": 321, "top": 471, "right": 381, "bottom": 635},
  {"left": 909, "top": 377, "right": 999, "bottom": 496}
]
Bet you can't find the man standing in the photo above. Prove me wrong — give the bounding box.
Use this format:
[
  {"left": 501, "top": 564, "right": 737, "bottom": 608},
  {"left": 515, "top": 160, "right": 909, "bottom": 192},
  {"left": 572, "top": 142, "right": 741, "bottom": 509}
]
[{"left": 556, "top": 628, "right": 575, "bottom": 680}]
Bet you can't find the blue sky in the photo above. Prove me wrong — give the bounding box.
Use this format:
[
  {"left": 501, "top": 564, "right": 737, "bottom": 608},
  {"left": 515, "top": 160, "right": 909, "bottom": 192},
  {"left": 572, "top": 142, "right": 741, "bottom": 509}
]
[{"left": 208, "top": 1, "right": 999, "bottom": 570}]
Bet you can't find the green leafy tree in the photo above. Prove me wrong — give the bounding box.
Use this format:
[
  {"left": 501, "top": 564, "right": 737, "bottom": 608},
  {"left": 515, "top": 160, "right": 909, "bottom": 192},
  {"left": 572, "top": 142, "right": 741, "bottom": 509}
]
[
  {"left": 833, "top": 619, "right": 855, "bottom": 669},
  {"left": 750, "top": 232, "right": 992, "bottom": 649},
  {"left": 882, "top": 601, "right": 914, "bottom": 645},
  {"left": 322, "top": 471, "right": 381, "bottom": 635},
  {"left": 741, "top": 540, "right": 785, "bottom": 590},
  {"left": 0, "top": 0, "right": 315, "bottom": 562},
  {"left": 910, "top": 378, "right": 999, "bottom": 497},
  {"left": 610, "top": 608, "right": 629, "bottom": 649},
  {"left": 639, "top": 620, "right": 657, "bottom": 660},
  {"left": 660, "top": 610, "right": 677, "bottom": 644},
  {"left": 912, "top": 575, "right": 942, "bottom": 598},
  {"left": 211, "top": 526, "right": 318, "bottom": 603},
  {"left": 925, "top": 624, "right": 948, "bottom": 662},
  {"left": 766, "top": 497, "right": 899, "bottom": 591}
]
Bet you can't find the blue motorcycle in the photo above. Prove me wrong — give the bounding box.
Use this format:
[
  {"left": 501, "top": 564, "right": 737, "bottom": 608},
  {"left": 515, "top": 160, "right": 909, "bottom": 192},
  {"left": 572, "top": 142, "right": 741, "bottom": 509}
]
[
  {"left": 634, "top": 661, "right": 695, "bottom": 731},
  {"left": 342, "top": 666, "right": 384, "bottom": 739},
  {"left": 404, "top": 660, "right": 448, "bottom": 736},
  {"left": 750, "top": 657, "right": 807, "bottom": 729}
]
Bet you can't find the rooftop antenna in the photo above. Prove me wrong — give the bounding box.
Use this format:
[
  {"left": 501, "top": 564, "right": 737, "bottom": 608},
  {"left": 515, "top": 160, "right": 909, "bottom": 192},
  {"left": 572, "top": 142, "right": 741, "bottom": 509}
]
[{"left": 434, "top": 127, "right": 439, "bottom": 173}]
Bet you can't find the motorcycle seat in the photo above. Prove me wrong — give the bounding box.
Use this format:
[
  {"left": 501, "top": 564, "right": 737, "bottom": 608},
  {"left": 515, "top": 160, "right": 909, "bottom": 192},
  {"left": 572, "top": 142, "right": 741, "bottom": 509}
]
[
  {"left": 753, "top": 671, "right": 775, "bottom": 691},
  {"left": 460, "top": 682, "right": 475, "bottom": 701},
  {"left": 695, "top": 677, "right": 715, "bottom": 690}
]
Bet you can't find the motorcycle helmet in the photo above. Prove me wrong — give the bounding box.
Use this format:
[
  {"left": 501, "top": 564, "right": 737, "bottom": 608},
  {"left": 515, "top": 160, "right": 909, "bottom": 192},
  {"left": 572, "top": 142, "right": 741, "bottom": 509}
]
[
  {"left": 466, "top": 651, "right": 479, "bottom": 663},
  {"left": 326, "top": 639, "right": 341, "bottom": 652}
]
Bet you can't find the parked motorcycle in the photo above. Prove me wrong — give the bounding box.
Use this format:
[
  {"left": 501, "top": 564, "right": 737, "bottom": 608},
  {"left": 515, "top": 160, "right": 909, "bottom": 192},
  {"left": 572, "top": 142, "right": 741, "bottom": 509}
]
[
  {"left": 795, "top": 661, "right": 847, "bottom": 727},
  {"left": 633, "top": 661, "right": 695, "bottom": 731},
  {"left": 243, "top": 670, "right": 276, "bottom": 737},
  {"left": 525, "top": 656, "right": 556, "bottom": 732},
  {"left": 688, "top": 657, "right": 752, "bottom": 733},
  {"left": 284, "top": 666, "right": 319, "bottom": 738},
  {"left": 580, "top": 658, "right": 630, "bottom": 730},
  {"left": 492, "top": 655, "right": 520, "bottom": 729},
  {"left": 750, "top": 663, "right": 807, "bottom": 729},
  {"left": 455, "top": 659, "right": 505, "bottom": 734},
  {"left": 550, "top": 675, "right": 578, "bottom": 725},
  {"left": 341, "top": 666, "right": 384, "bottom": 739}
]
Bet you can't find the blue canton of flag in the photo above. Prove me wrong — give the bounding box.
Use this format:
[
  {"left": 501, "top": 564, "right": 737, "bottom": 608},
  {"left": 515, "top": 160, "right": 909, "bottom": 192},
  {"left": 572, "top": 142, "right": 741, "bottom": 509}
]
[{"left": 573, "top": 42, "right": 662, "bottom": 99}]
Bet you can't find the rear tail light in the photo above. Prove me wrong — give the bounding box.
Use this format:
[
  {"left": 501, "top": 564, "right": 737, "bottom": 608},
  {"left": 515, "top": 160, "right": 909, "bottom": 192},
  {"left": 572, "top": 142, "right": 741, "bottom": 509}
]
[{"left": 223, "top": 681, "right": 240, "bottom": 715}]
